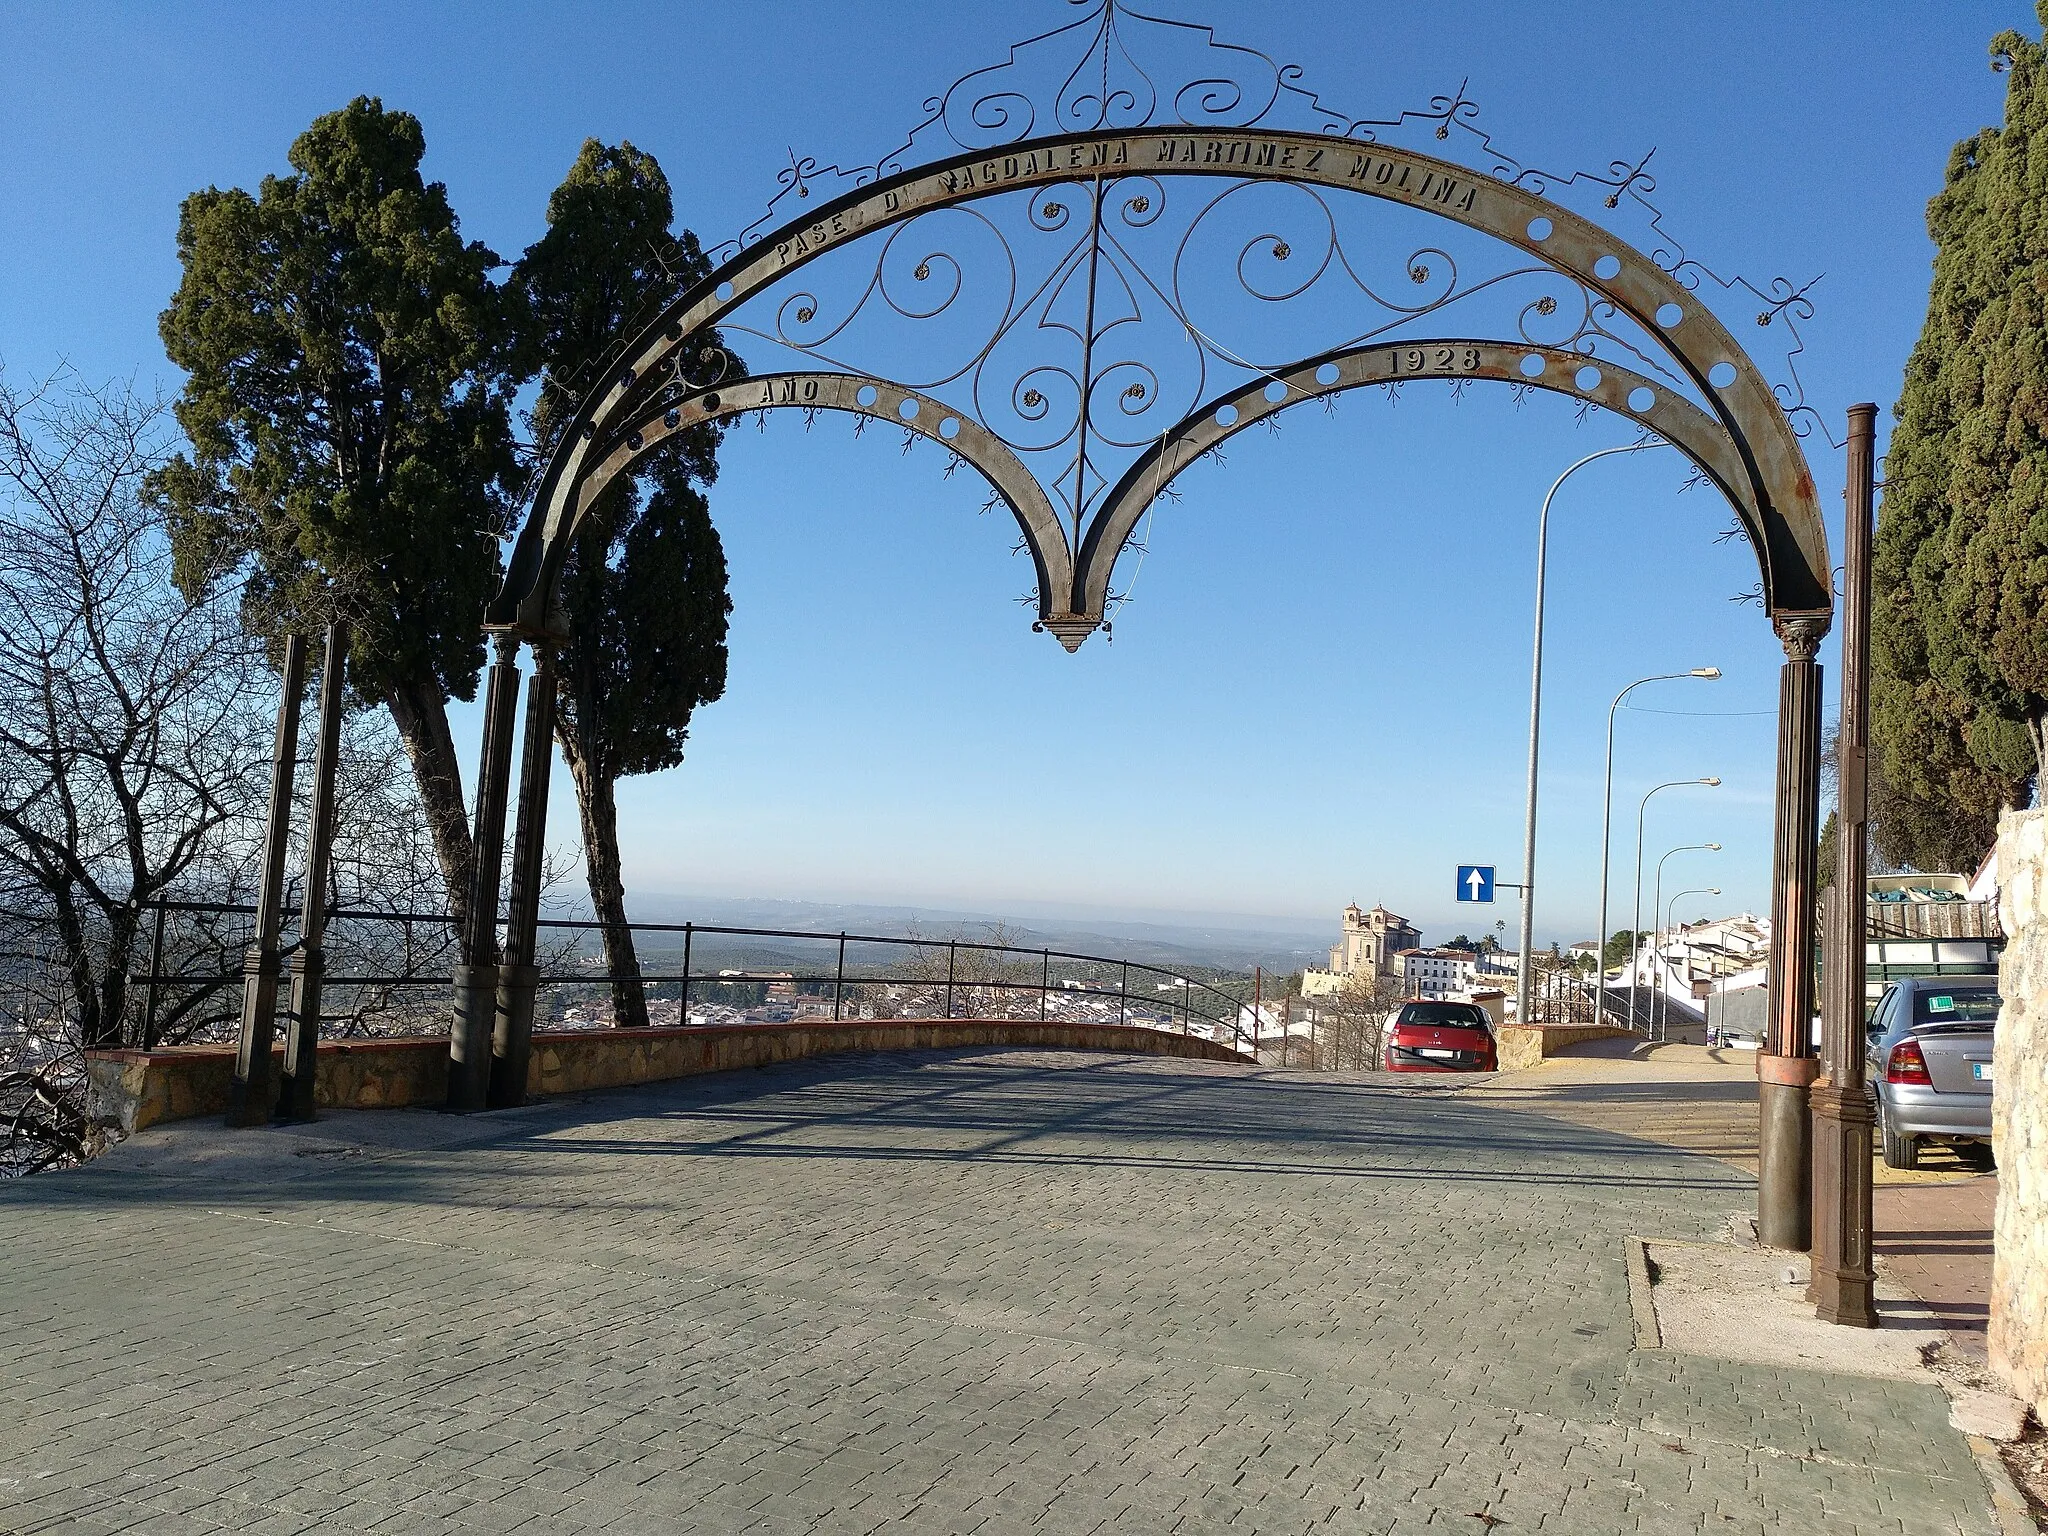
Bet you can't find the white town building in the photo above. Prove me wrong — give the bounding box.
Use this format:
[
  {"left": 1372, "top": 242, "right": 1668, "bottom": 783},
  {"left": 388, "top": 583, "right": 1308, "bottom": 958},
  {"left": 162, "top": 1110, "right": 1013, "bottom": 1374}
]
[{"left": 1398, "top": 947, "right": 1479, "bottom": 999}]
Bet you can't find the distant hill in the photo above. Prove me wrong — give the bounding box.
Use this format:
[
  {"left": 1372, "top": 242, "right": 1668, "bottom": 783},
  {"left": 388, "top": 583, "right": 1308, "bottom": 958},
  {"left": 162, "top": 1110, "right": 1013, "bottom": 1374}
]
[{"left": 566, "top": 893, "right": 1331, "bottom": 976}]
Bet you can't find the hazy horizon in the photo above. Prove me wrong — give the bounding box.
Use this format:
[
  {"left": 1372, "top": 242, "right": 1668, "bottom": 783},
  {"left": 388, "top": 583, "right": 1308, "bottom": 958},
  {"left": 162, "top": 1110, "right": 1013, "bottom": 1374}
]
[{"left": 4, "top": 1, "right": 2012, "bottom": 945}]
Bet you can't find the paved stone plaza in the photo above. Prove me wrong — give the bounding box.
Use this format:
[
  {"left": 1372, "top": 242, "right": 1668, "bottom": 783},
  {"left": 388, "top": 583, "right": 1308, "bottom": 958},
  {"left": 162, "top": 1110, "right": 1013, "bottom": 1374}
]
[{"left": 0, "top": 1050, "right": 2001, "bottom": 1534}]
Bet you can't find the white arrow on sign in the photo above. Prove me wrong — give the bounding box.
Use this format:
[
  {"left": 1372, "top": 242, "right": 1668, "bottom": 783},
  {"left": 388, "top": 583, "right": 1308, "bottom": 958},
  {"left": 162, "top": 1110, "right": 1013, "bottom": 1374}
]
[{"left": 1466, "top": 868, "right": 1487, "bottom": 899}]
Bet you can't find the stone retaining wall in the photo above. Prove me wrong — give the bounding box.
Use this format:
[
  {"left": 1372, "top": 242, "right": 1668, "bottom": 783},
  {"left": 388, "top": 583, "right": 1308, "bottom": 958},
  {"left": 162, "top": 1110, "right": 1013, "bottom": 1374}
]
[
  {"left": 86, "top": 1019, "right": 1251, "bottom": 1134},
  {"left": 1994, "top": 808, "right": 2048, "bottom": 1416},
  {"left": 1495, "top": 1023, "right": 1637, "bottom": 1073}
]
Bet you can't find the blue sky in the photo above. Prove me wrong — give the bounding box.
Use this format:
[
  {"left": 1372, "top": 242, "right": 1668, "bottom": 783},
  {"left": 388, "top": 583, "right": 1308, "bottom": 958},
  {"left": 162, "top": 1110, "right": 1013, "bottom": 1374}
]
[{"left": 0, "top": 2, "right": 2025, "bottom": 946}]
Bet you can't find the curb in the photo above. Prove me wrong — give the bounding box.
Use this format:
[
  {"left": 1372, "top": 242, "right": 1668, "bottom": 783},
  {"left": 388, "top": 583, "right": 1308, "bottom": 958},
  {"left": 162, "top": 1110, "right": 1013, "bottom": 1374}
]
[
  {"left": 1626, "top": 1235, "right": 2035, "bottom": 1533},
  {"left": 1966, "top": 1435, "right": 2038, "bottom": 1536}
]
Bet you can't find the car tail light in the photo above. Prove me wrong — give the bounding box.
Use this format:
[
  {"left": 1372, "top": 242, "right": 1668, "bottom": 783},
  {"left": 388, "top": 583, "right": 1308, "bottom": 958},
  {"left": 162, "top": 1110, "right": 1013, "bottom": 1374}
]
[{"left": 1886, "top": 1039, "right": 1931, "bottom": 1085}]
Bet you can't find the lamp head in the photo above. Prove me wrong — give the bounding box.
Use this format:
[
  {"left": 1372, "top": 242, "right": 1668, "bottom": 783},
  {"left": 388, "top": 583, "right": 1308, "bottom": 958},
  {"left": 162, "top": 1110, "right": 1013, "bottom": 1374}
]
[
  {"left": 1700, "top": 776, "right": 1722, "bottom": 786},
  {"left": 1708, "top": 887, "right": 1722, "bottom": 895},
  {"left": 1691, "top": 667, "right": 1721, "bottom": 679},
  {"left": 1705, "top": 842, "right": 1722, "bottom": 851}
]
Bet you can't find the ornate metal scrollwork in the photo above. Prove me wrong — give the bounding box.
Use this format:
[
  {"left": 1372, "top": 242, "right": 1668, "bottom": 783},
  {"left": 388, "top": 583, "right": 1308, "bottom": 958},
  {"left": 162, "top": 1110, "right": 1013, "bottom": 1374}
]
[
  {"left": 694, "top": 0, "right": 1825, "bottom": 446},
  {"left": 504, "top": 1, "right": 1833, "bottom": 647}
]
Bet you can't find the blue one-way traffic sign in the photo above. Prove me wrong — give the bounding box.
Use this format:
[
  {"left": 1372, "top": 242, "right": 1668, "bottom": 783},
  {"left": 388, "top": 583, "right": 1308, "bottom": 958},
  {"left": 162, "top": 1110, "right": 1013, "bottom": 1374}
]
[{"left": 1456, "top": 865, "right": 1495, "bottom": 903}]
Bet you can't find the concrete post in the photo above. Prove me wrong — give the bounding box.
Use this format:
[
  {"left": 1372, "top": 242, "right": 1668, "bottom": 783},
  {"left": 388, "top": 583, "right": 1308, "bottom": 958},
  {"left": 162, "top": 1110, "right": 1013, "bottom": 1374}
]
[
  {"left": 227, "top": 634, "right": 307, "bottom": 1128},
  {"left": 449, "top": 632, "right": 522, "bottom": 1113},
  {"left": 281, "top": 621, "right": 347, "bottom": 1122},
  {"left": 490, "top": 645, "right": 557, "bottom": 1110},
  {"left": 1759, "top": 611, "right": 1828, "bottom": 1249},
  {"left": 1810, "top": 403, "right": 1879, "bottom": 1324}
]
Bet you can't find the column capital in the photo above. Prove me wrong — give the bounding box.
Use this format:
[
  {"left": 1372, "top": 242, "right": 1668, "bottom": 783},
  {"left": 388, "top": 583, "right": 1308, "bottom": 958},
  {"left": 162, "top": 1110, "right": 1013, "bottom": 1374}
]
[
  {"left": 1773, "top": 612, "right": 1829, "bottom": 662},
  {"left": 485, "top": 622, "right": 567, "bottom": 658}
]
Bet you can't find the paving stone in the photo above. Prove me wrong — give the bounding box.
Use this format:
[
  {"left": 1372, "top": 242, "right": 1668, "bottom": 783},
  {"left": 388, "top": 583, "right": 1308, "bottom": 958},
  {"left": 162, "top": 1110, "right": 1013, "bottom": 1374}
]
[{"left": 0, "top": 1048, "right": 2009, "bottom": 1533}]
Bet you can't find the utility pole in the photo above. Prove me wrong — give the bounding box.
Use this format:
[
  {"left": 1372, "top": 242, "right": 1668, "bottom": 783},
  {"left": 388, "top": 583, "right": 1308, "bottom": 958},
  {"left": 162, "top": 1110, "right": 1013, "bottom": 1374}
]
[
  {"left": 1253, "top": 966, "right": 1263, "bottom": 1057},
  {"left": 281, "top": 621, "right": 347, "bottom": 1122},
  {"left": 227, "top": 634, "right": 307, "bottom": 1128}
]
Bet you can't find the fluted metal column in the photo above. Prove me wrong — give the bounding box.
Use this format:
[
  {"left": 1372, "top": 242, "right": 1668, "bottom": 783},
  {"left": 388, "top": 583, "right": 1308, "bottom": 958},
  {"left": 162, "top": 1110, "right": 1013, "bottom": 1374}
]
[
  {"left": 1810, "top": 403, "right": 1879, "bottom": 1323},
  {"left": 281, "top": 621, "right": 347, "bottom": 1122},
  {"left": 449, "top": 632, "right": 522, "bottom": 1113},
  {"left": 1758, "top": 611, "right": 1828, "bottom": 1249},
  {"left": 490, "top": 644, "right": 558, "bottom": 1109},
  {"left": 228, "top": 634, "right": 308, "bottom": 1128}
]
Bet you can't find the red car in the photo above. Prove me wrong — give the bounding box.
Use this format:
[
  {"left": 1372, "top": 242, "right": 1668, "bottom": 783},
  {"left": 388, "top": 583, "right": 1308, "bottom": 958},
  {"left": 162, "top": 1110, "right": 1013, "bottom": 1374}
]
[{"left": 1383, "top": 999, "right": 1498, "bottom": 1073}]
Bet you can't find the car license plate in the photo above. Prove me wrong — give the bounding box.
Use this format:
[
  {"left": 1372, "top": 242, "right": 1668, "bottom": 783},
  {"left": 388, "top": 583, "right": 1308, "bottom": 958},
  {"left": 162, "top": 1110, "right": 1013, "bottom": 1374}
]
[
  {"left": 1419, "top": 1047, "right": 1455, "bottom": 1059},
  {"left": 1973, "top": 1061, "right": 1993, "bottom": 1082}
]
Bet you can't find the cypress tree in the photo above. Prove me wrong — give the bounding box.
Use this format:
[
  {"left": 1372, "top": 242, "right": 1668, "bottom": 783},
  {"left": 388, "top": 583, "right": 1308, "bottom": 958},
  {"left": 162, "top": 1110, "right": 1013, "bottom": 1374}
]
[
  {"left": 1872, "top": 11, "right": 2048, "bottom": 868},
  {"left": 151, "top": 98, "right": 521, "bottom": 936},
  {"left": 513, "top": 141, "right": 732, "bottom": 1029}
]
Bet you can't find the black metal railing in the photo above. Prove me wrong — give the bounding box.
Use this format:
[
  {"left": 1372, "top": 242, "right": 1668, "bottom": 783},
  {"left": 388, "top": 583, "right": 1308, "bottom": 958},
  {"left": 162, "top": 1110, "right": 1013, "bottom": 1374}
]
[{"left": 126, "top": 902, "right": 1266, "bottom": 1057}]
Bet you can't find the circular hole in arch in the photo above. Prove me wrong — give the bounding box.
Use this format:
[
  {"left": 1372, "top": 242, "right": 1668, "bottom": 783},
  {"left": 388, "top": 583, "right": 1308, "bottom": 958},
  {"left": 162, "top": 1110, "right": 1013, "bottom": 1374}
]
[
  {"left": 1519, "top": 353, "right": 1546, "bottom": 378},
  {"left": 702, "top": 393, "right": 719, "bottom": 413},
  {"left": 1655, "top": 301, "right": 1684, "bottom": 329},
  {"left": 716, "top": 281, "right": 734, "bottom": 302},
  {"left": 663, "top": 409, "right": 681, "bottom": 429},
  {"left": 1708, "top": 361, "right": 1739, "bottom": 390},
  {"left": 1574, "top": 365, "right": 1602, "bottom": 392},
  {"left": 1215, "top": 403, "right": 1240, "bottom": 427},
  {"left": 1264, "top": 380, "right": 1289, "bottom": 404},
  {"left": 1627, "top": 386, "right": 1656, "bottom": 413},
  {"left": 627, "top": 431, "right": 643, "bottom": 451},
  {"left": 898, "top": 397, "right": 921, "bottom": 421},
  {"left": 1526, "top": 216, "right": 1553, "bottom": 242},
  {"left": 1593, "top": 254, "right": 1622, "bottom": 281},
  {"left": 856, "top": 384, "right": 879, "bottom": 408},
  {"left": 1315, "top": 362, "right": 1341, "bottom": 387},
  {"left": 939, "top": 416, "right": 961, "bottom": 440}
]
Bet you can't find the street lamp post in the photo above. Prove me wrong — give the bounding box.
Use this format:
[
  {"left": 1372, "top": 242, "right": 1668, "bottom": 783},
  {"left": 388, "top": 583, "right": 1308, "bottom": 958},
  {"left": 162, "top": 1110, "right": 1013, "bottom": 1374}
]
[
  {"left": 1811, "top": 401, "right": 1881, "bottom": 1325},
  {"left": 1658, "top": 885, "right": 1721, "bottom": 1041},
  {"left": 1628, "top": 778, "right": 1720, "bottom": 1030},
  {"left": 1596, "top": 669, "right": 1720, "bottom": 1029},
  {"left": 1517, "top": 441, "right": 1664, "bottom": 1033},
  {"left": 1650, "top": 844, "right": 1720, "bottom": 1042}
]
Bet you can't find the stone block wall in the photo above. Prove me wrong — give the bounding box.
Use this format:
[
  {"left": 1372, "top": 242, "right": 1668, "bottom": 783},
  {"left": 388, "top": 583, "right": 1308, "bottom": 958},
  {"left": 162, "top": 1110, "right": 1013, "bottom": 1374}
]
[
  {"left": 1993, "top": 807, "right": 2048, "bottom": 1414},
  {"left": 1494, "top": 1023, "right": 1636, "bottom": 1073},
  {"left": 87, "top": 1037, "right": 448, "bottom": 1134},
  {"left": 86, "top": 1019, "right": 1251, "bottom": 1135}
]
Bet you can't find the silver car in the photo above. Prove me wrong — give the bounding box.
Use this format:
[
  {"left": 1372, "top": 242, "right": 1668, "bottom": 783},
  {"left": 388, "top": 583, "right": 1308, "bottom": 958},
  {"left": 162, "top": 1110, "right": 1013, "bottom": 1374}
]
[{"left": 1864, "top": 976, "right": 1999, "bottom": 1170}]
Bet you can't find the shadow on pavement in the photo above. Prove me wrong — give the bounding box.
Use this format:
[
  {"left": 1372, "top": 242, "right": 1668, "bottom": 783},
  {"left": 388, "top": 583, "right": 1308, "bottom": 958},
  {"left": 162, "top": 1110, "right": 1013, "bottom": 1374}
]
[{"left": 1, "top": 1048, "right": 1755, "bottom": 1218}]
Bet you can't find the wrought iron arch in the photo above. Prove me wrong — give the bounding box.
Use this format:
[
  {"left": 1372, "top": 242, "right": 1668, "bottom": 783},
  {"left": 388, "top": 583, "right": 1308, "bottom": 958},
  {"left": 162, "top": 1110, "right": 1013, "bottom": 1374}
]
[
  {"left": 1075, "top": 338, "right": 1761, "bottom": 621},
  {"left": 453, "top": 3, "right": 1835, "bottom": 1248},
  {"left": 495, "top": 128, "right": 1830, "bottom": 642},
  {"left": 526, "top": 372, "right": 1073, "bottom": 639}
]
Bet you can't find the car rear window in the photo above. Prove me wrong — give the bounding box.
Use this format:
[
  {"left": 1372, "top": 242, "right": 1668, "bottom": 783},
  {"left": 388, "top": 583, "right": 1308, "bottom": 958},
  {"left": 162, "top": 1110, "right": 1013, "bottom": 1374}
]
[
  {"left": 1398, "top": 1002, "right": 1491, "bottom": 1031},
  {"left": 1913, "top": 988, "right": 2001, "bottom": 1028}
]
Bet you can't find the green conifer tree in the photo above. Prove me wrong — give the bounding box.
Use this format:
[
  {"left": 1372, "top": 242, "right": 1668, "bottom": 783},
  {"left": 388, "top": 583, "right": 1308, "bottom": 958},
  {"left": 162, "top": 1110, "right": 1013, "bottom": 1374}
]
[
  {"left": 151, "top": 98, "right": 521, "bottom": 936},
  {"left": 1872, "top": 11, "right": 2048, "bottom": 869},
  {"left": 513, "top": 141, "right": 732, "bottom": 1029}
]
